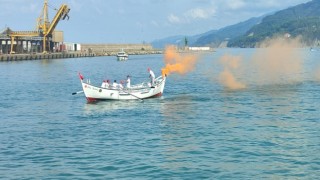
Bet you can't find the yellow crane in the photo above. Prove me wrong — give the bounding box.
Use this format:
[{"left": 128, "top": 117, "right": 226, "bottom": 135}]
[{"left": 9, "top": 0, "right": 70, "bottom": 54}]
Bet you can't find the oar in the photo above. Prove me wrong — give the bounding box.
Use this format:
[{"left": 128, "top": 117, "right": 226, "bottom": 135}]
[
  {"left": 72, "top": 91, "right": 83, "bottom": 95},
  {"left": 122, "top": 89, "right": 143, "bottom": 102}
]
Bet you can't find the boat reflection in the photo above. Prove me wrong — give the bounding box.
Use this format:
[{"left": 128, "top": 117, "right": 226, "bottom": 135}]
[
  {"left": 159, "top": 94, "right": 198, "bottom": 121},
  {"left": 158, "top": 95, "right": 204, "bottom": 170},
  {"left": 82, "top": 100, "right": 141, "bottom": 115}
]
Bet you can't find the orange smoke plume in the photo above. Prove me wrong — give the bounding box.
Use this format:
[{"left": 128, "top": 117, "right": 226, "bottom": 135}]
[
  {"left": 315, "top": 66, "right": 320, "bottom": 81},
  {"left": 161, "top": 46, "right": 198, "bottom": 76},
  {"left": 219, "top": 54, "right": 246, "bottom": 90},
  {"left": 215, "top": 36, "right": 303, "bottom": 89},
  {"left": 251, "top": 37, "right": 303, "bottom": 85}
]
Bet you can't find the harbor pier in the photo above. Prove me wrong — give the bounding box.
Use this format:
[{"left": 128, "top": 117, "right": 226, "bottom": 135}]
[{"left": 0, "top": 52, "right": 95, "bottom": 62}]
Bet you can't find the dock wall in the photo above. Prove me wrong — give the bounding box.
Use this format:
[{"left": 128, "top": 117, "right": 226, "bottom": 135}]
[
  {"left": 0, "top": 52, "right": 95, "bottom": 62},
  {"left": 81, "top": 43, "right": 162, "bottom": 56},
  {"left": 0, "top": 43, "right": 163, "bottom": 62}
]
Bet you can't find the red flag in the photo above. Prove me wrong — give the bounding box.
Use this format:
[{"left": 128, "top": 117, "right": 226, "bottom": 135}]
[{"left": 78, "top": 72, "right": 84, "bottom": 80}]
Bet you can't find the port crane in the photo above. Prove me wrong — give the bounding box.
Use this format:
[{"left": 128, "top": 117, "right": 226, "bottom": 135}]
[{"left": 9, "top": 0, "right": 70, "bottom": 54}]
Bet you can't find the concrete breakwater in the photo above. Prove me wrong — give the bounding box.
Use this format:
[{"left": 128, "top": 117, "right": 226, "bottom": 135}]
[
  {"left": 0, "top": 43, "right": 163, "bottom": 61},
  {"left": 0, "top": 50, "right": 162, "bottom": 62},
  {"left": 101, "top": 49, "right": 162, "bottom": 56},
  {"left": 81, "top": 43, "right": 162, "bottom": 56},
  {"left": 0, "top": 52, "right": 95, "bottom": 62}
]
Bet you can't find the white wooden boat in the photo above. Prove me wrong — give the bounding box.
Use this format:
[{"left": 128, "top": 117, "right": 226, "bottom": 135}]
[
  {"left": 116, "top": 49, "right": 128, "bottom": 61},
  {"left": 78, "top": 73, "right": 166, "bottom": 102}
]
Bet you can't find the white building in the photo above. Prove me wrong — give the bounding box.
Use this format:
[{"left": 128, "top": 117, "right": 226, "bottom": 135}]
[{"left": 188, "top": 46, "right": 211, "bottom": 51}]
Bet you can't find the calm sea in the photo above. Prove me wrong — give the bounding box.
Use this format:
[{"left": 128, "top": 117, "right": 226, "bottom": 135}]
[{"left": 0, "top": 49, "right": 319, "bottom": 179}]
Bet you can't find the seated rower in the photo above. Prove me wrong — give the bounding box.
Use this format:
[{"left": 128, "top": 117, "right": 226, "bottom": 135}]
[
  {"left": 101, "top": 80, "right": 110, "bottom": 88},
  {"left": 112, "top": 80, "right": 118, "bottom": 89}
]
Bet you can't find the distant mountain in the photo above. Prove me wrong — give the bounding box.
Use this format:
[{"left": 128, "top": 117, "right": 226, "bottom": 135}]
[
  {"left": 151, "top": 35, "right": 194, "bottom": 49},
  {"left": 151, "top": 15, "right": 263, "bottom": 49},
  {"left": 151, "top": 29, "right": 217, "bottom": 49},
  {"left": 228, "top": 0, "right": 320, "bottom": 47},
  {"left": 193, "top": 16, "right": 264, "bottom": 47},
  {"left": 152, "top": 0, "right": 320, "bottom": 49}
]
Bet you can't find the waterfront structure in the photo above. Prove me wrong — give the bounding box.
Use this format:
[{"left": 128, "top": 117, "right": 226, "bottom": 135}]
[
  {"left": 188, "top": 47, "right": 211, "bottom": 51},
  {"left": 0, "top": 0, "right": 70, "bottom": 54},
  {"left": 0, "top": 29, "right": 69, "bottom": 54},
  {"left": 81, "top": 43, "right": 157, "bottom": 56}
]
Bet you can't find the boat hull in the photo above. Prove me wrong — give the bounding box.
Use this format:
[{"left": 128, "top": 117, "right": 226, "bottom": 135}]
[
  {"left": 117, "top": 56, "right": 128, "bottom": 61},
  {"left": 81, "top": 76, "right": 166, "bottom": 102}
]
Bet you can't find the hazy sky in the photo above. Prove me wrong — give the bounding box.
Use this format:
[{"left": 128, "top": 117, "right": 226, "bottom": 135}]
[{"left": 0, "top": 0, "right": 311, "bottom": 43}]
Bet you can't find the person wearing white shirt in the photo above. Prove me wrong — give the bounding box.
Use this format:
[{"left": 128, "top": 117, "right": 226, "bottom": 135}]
[
  {"left": 148, "top": 68, "right": 155, "bottom": 86},
  {"left": 101, "top": 80, "right": 110, "bottom": 88},
  {"left": 126, "top": 75, "right": 131, "bottom": 88},
  {"left": 112, "top": 80, "right": 118, "bottom": 89}
]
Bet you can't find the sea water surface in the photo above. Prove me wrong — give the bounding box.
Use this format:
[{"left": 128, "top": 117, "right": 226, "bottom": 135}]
[{"left": 0, "top": 49, "right": 319, "bottom": 179}]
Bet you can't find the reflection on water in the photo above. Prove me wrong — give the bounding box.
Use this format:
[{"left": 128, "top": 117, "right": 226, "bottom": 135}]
[
  {"left": 1, "top": 50, "right": 320, "bottom": 179},
  {"left": 83, "top": 100, "right": 142, "bottom": 115},
  {"left": 218, "top": 83, "right": 302, "bottom": 118},
  {"left": 156, "top": 81, "right": 320, "bottom": 177},
  {"left": 160, "top": 94, "right": 197, "bottom": 121},
  {"left": 160, "top": 94, "right": 201, "bottom": 171}
]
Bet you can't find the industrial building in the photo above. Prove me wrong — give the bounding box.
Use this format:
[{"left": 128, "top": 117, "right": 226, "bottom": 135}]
[
  {"left": 0, "top": 28, "right": 69, "bottom": 54},
  {"left": 0, "top": 0, "right": 70, "bottom": 55},
  {"left": 1, "top": 0, "right": 159, "bottom": 58}
]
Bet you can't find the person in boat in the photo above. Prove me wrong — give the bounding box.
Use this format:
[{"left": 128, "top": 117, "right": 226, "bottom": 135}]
[
  {"left": 126, "top": 75, "right": 131, "bottom": 88},
  {"left": 112, "top": 80, "right": 124, "bottom": 89},
  {"left": 119, "top": 80, "right": 124, "bottom": 89},
  {"left": 101, "top": 80, "right": 110, "bottom": 88},
  {"left": 148, "top": 68, "right": 155, "bottom": 86},
  {"left": 106, "top": 80, "right": 110, "bottom": 88},
  {"left": 112, "top": 80, "right": 118, "bottom": 89},
  {"left": 101, "top": 80, "right": 106, "bottom": 88}
]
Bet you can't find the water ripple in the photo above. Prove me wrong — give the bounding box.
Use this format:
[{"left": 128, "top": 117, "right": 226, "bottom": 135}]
[{"left": 1, "top": 53, "right": 320, "bottom": 179}]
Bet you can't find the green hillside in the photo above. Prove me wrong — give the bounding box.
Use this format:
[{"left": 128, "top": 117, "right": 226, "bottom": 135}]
[
  {"left": 193, "top": 16, "right": 263, "bottom": 47},
  {"left": 151, "top": 16, "right": 263, "bottom": 49},
  {"left": 228, "top": 0, "right": 320, "bottom": 47}
]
